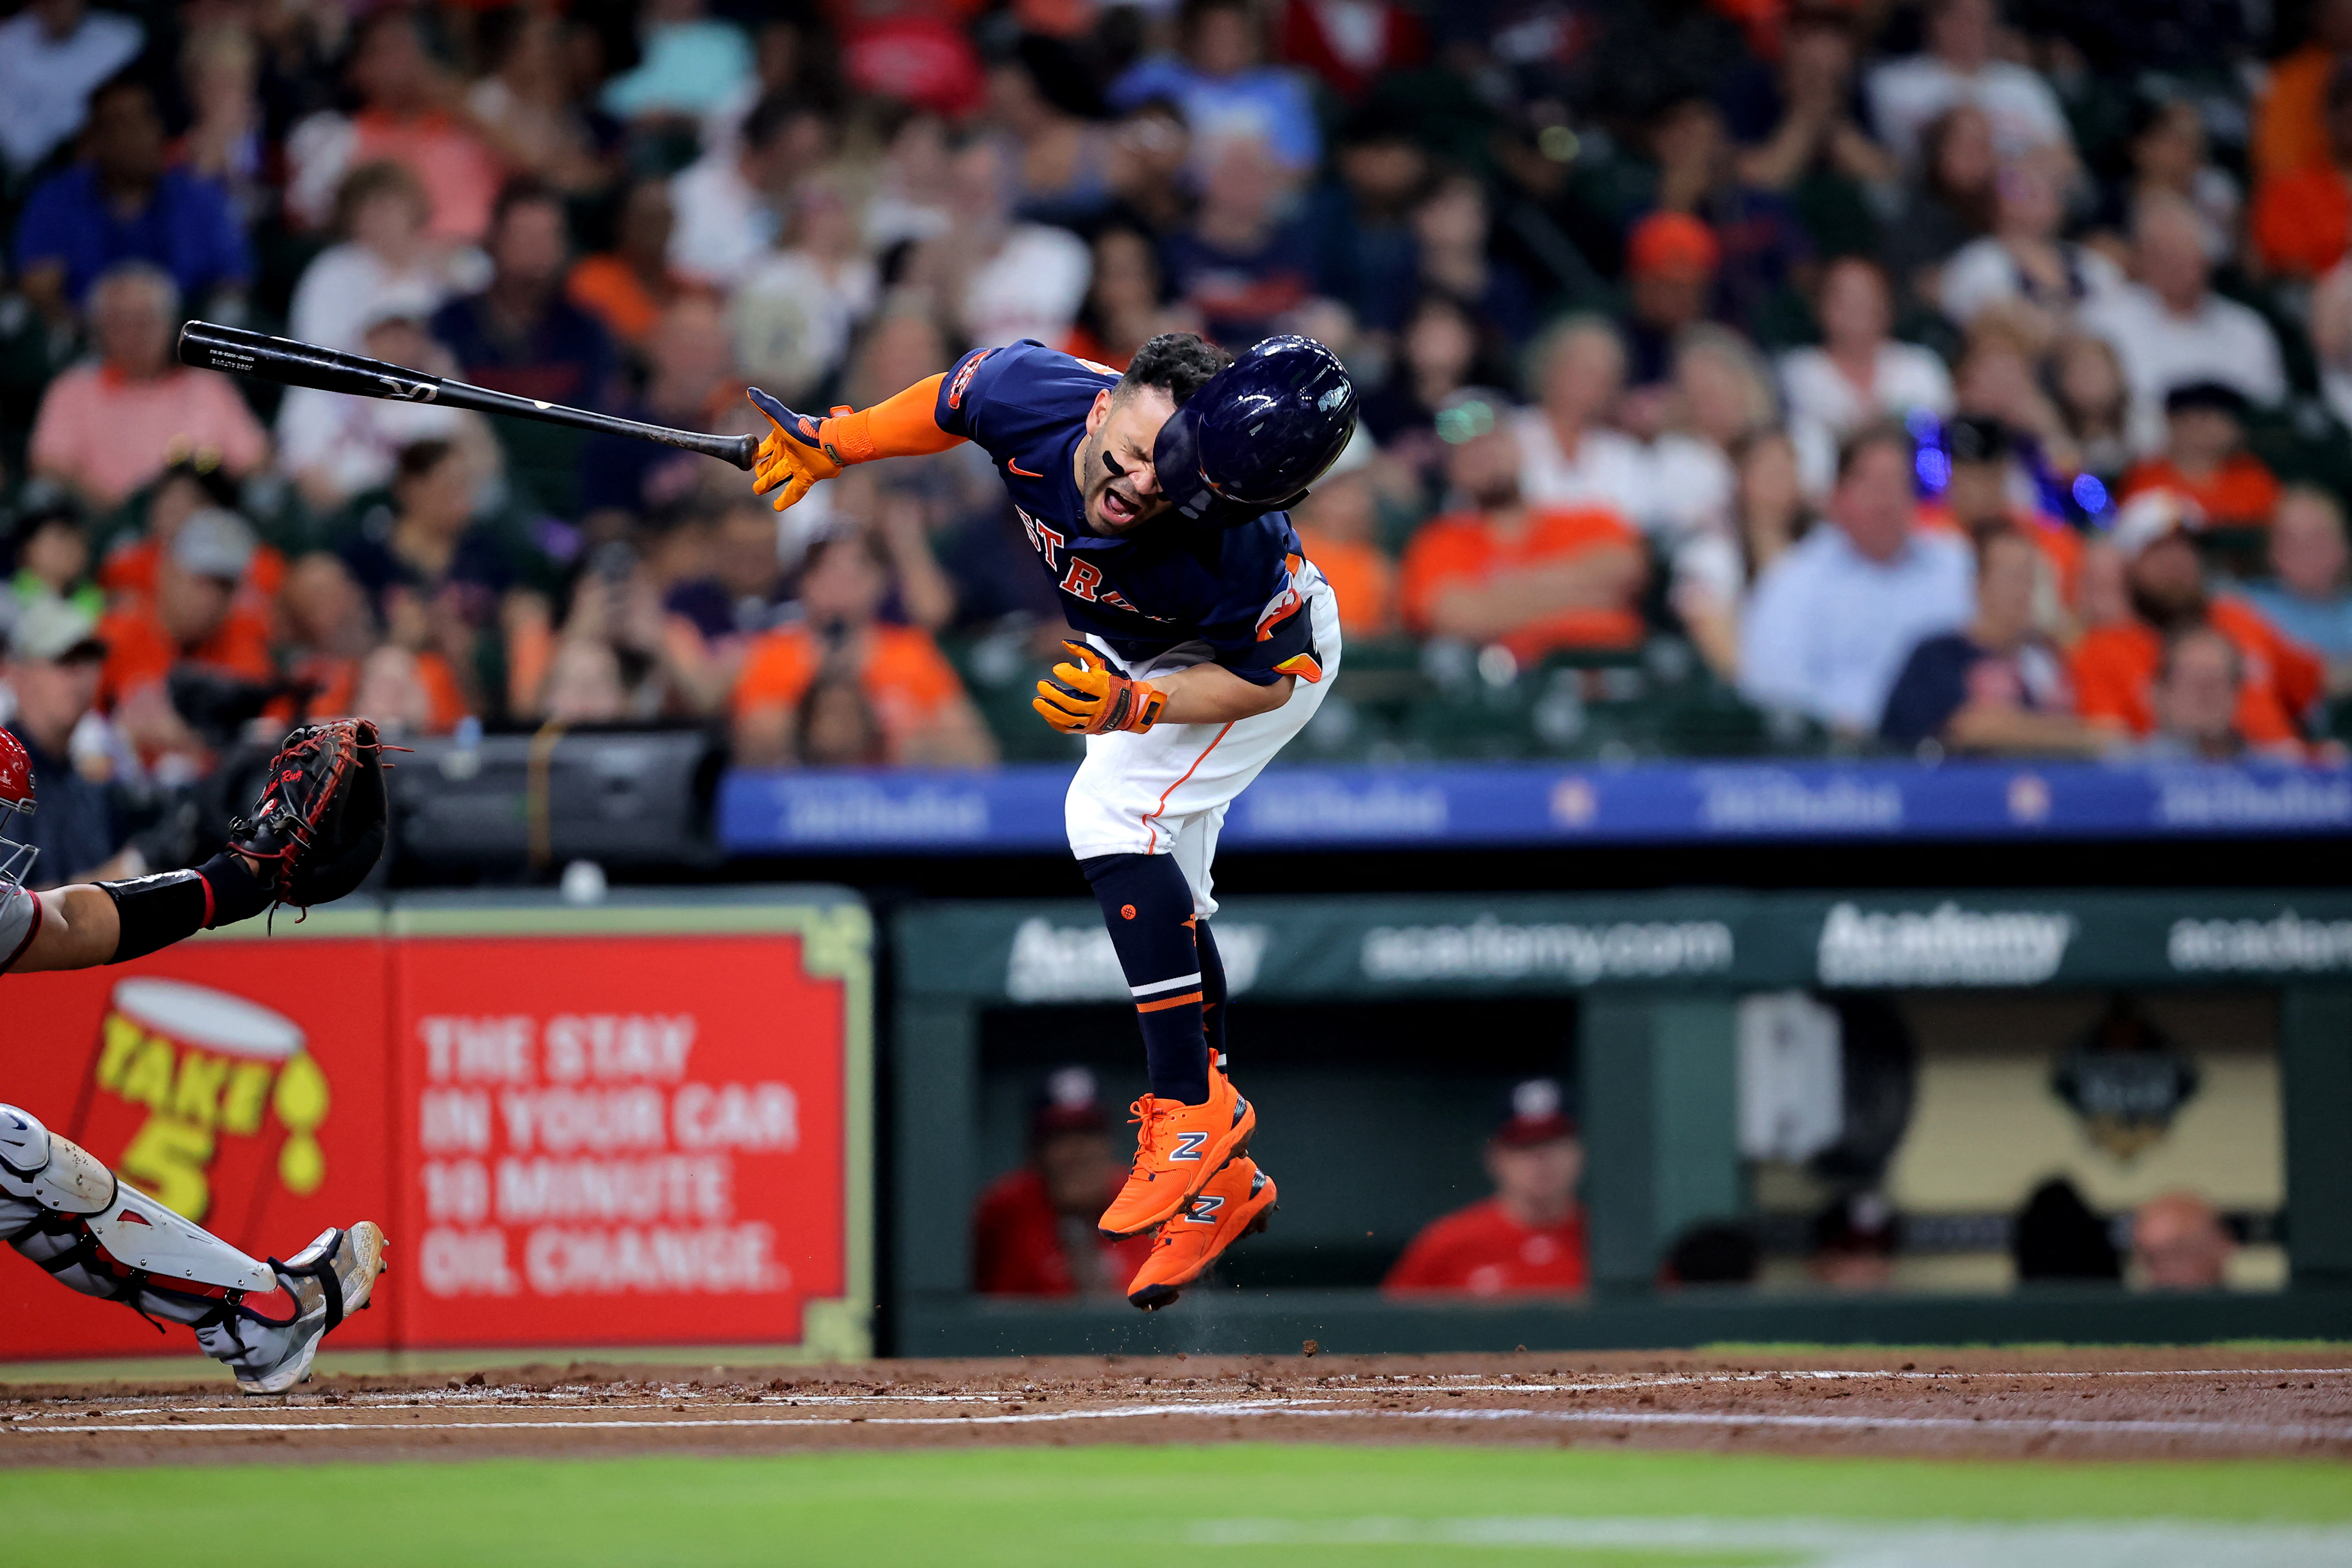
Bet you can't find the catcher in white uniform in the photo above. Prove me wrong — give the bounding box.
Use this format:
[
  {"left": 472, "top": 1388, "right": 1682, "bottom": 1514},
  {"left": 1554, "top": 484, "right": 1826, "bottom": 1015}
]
[{"left": 0, "top": 720, "right": 389, "bottom": 1393}]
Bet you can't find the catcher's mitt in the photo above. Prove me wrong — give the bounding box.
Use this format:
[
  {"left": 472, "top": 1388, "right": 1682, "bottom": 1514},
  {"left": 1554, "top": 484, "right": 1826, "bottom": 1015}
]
[{"left": 229, "top": 719, "right": 390, "bottom": 910}]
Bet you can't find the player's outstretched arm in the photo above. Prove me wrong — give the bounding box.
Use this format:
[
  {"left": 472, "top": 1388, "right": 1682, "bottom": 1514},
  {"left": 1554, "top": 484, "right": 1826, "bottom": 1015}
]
[
  {"left": 746, "top": 377, "right": 965, "bottom": 513},
  {"left": 4, "top": 720, "right": 386, "bottom": 980},
  {"left": 11, "top": 884, "right": 122, "bottom": 971},
  {"left": 8, "top": 852, "right": 276, "bottom": 973}
]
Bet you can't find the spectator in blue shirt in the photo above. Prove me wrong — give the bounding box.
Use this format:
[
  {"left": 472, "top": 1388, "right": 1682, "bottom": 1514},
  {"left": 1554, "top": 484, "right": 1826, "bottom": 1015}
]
[
  {"left": 1740, "top": 423, "right": 1975, "bottom": 734},
  {"left": 1308, "top": 113, "right": 1429, "bottom": 336},
  {"left": 576, "top": 296, "right": 735, "bottom": 535},
  {"left": 432, "top": 179, "right": 615, "bottom": 413},
  {"left": 14, "top": 73, "right": 249, "bottom": 324},
  {"left": 3, "top": 595, "right": 124, "bottom": 885},
  {"left": 1161, "top": 137, "right": 1317, "bottom": 349},
  {"left": 1109, "top": 0, "right": 1320, "bottom": 178},
  {"left": 430, "top": 179, "right": 616, "bottom": 517},
  {"left": 0, "top": 0, "right": 143, "bottom": 181},
  {"left": 2235, "top": 486, "right": 2352, "bottom": 689},
  {"left": 1880, "top": 527, "right": 2116, "bottom": 756}
]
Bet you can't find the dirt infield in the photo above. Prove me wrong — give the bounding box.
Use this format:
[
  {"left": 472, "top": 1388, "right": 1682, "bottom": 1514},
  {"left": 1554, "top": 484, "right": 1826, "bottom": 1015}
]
[{"left": 1, "top": 1345, "right": 2346, "bottom": 1467}]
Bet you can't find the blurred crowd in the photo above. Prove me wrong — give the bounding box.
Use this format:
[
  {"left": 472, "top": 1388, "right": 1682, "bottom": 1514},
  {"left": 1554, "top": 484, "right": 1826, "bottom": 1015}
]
[{"left": 9, "top": 0, "right": 2352, "bottom": 879}]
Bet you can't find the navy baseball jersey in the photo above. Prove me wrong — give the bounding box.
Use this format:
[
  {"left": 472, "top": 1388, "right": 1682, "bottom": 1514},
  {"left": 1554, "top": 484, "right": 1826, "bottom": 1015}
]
[{"left": 934, "top": 341, "right": 1323, "bottom": 686}]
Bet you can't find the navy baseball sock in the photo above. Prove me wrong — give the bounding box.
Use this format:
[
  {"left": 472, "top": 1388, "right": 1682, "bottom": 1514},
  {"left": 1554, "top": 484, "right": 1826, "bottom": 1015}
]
[
  {"left": 1197, "top": 919, "right": 1228, "bottom": 1066},
  {"left": 1081, "top": 852, "right": 1210, "bottom": 1105}
]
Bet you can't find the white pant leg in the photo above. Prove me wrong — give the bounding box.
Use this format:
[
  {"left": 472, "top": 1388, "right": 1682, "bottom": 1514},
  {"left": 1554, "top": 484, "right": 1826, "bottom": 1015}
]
[{"left": 1064, "top": 580, "right": 1341, "bottom": 917}]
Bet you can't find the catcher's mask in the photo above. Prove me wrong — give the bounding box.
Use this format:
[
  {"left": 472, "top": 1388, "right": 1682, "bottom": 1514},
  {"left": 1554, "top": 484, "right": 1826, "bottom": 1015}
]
[{"left": 0, "top": 728, "right": 36, "bottom": 898}]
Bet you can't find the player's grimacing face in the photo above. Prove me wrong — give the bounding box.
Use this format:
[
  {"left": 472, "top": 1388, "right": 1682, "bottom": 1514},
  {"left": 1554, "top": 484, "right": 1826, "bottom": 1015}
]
[{"left": 1079, "top": 385, "right": 1176, "bottom": 534}]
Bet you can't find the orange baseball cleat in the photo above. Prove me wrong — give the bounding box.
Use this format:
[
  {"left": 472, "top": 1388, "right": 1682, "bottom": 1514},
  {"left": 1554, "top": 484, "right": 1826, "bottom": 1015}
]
[
  {"left": 1126, "top": 1156, "right": 1277, "bottom": 1311},
  {"left": 1097, "top": 1061, "right": 1255, "bottom": 1239}
]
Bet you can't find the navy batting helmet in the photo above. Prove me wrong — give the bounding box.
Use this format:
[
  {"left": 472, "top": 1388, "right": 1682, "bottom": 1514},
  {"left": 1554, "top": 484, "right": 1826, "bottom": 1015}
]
[{"left": 1155, "top": 335, "right": 1357, "bottom": 528}]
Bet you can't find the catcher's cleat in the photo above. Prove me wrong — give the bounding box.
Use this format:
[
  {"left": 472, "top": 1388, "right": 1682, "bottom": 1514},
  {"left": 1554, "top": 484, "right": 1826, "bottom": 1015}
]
[
  {"left": 1098, "top": 1060, "right": 1255, "bottom": 1240},
  {"left": 196, "top": 1222, "right": 388, "bottom": 1396},
  {"left": 1127, "top": 1156, "right": 1277, "bottom": 1311}
]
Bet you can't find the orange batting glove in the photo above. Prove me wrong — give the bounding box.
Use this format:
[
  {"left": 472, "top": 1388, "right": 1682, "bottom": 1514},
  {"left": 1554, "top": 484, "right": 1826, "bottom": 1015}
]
[
  {"left": 1033, "top": 641, "right": 1167, "bottom": 735},
  {"left": 747, "top": 387, "right": 847, "bottom": 513}
]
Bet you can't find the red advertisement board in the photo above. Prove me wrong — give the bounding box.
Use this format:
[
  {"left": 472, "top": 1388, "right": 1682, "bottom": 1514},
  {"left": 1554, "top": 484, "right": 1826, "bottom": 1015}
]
[
  {"left": 0, "top": 934, "right": 395, "bottom": 1360},
  {"left": 392, "top": 931, "right": 848, "bottom": 1348},
  {"left": 0, "top": 896, "right": 870, "bottom": 1363}
]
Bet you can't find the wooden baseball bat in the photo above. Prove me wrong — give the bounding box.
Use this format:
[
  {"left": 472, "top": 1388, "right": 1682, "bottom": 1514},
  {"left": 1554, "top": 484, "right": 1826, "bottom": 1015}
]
[{"left": 177, "top": 319, "right": 760, "bottom": 471}]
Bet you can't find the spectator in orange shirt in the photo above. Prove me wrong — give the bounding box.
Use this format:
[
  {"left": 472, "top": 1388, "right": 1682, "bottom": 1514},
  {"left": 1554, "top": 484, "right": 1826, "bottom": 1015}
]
[
  {"left": 567, "top": 177, "right": 702, "bottom": 355},
  {"left": 2121, "top": 382, "right": 2282, "bottom": 531},
  {"left": 98, "top": 453, "right": 286, "bottom": 607},
  {"left": 2071, "top": 494, "right": 2324, "bottom": 745},
  {"left": 731, "top": 530, "right": 997, "bottom": 768},
  {"left": 972, "top": 1067, "right": 1156, "bottom": 1297},
  {"left": 97, "top": 508, "right": 275, "bottom": 780},
  {"left": 1385, "top": 1079, "right": 1588, "bottom": 1296},
  {"left": 282, "top": 552, "right": 467, "bottom": 735},
  {"left": 2139, "top": 623, "right": 2306, "bottom": 763},
  {"left": 2252, "top": 61, "right": 2352, "bottom": 278},
  {"left": 1288, "top": 427, "right": 1396, "bottom": 639},
  {"left": 1399, "top": 388, "right": 1647, "bottom": 667},
  {"left": 2252, "top": 0, "right": 2352, "bottom": 182},
  {"left": 286, "top": 9, "right": 505, "bottom": 246}
]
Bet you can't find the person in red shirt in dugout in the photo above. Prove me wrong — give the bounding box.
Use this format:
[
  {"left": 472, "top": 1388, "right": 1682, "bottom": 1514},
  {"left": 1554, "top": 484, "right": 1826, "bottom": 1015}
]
[
  {"left": 972, "top": 1069, "right": 1156, "bottom": 1297},
  {"left": 1384, "top": 1079, "right": 1589, "bottom": 1295}
]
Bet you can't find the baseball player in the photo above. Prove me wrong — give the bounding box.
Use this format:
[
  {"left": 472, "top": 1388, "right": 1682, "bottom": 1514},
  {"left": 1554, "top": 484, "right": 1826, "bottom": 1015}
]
[
  {"left": 747, "top": 331, "right": 1355, "bottom": 1308},
  {"left": 0, "top": 721, "right": 389, "bottom": 1391}
]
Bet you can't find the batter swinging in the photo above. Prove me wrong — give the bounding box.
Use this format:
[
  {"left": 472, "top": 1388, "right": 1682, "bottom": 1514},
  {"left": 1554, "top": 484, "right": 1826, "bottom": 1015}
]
[{"left": 747, "top": 332, "right": 1356, "bottom": 1307}]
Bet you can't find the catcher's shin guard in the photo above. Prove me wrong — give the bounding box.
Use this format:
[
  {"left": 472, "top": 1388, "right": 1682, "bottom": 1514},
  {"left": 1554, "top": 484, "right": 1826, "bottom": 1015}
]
[{"left": 0, "top": 1106, "right": 385, "bottom": 1390}]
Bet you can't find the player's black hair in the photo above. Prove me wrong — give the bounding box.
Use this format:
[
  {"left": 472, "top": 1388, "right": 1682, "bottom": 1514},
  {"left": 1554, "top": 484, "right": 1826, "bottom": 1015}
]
[{"left": 1115, "top": 334, "right": 1233, "bottom": 409}]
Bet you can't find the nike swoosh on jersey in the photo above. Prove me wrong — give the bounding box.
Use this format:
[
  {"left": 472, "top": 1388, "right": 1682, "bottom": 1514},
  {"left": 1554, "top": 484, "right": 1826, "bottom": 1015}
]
[{"left": 1007, "top": 459, "right": 1045, "bottom": 478}]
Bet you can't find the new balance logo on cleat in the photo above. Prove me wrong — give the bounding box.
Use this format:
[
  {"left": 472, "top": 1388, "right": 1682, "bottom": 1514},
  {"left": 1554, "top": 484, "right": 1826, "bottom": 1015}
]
[
  {"left": 1124, "top": 1156, "right": 1278, "bottom": 1311},
  {"left": 1097, "top": 1068, "right": 1258, "bottom": 1238}
]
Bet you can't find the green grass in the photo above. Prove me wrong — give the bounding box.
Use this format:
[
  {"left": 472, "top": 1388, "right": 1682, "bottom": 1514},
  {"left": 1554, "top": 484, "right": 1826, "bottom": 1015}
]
[{"left": 3, "top": 1446, "right": 2348, "bottom": 1567}]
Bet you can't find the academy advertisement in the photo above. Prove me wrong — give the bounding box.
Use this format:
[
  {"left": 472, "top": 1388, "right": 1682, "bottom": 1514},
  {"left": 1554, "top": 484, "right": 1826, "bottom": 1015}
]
[{"left": 0, "top": 934, "right": 395, "bottom": 1360}]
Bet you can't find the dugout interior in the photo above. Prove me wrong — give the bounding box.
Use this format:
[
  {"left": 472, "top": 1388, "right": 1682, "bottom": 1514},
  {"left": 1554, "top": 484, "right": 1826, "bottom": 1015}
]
[{"left": 891, "top": 892, "right": 2352, "bottom": 1357}]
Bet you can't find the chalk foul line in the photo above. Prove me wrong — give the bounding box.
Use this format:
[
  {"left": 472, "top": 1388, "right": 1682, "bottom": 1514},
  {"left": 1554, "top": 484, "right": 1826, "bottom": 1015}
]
[{"left": 6, "top": 1397, "right": 2349, "bottom": 1444}]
